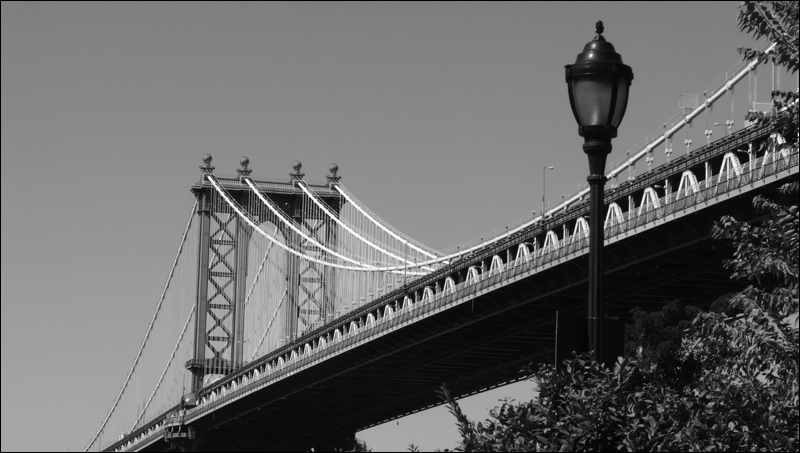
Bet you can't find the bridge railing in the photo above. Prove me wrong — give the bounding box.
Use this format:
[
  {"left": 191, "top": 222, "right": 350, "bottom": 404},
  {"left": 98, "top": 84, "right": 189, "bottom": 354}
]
[{"left": 618, "top": 150, "right": 798, "bottom": 235}]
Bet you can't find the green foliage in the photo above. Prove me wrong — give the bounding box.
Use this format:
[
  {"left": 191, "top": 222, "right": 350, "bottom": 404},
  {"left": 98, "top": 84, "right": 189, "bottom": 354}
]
[
  {"left": 737, "top": 1, "right": 798, "bottom": 73},
  {"left": 714, "top": 182, "right": 799, "bottom": 291},
  {"left": 738, "top": 1, "right": 799, "bottom": 137},
  {"left": 624, "top": 300, "right": 702, "bottom": 387},
  {"left": 441, "top": 351, "right": 689, "bottom": 451},
  {"left": 332, "top": 438, "right": 371, "bottom": 452},
  {"left": 442, "top": 345, "right": 794, "bottom": 451},
  {"left": 354, "top": 438, "right": 371, "bottom": 452}
]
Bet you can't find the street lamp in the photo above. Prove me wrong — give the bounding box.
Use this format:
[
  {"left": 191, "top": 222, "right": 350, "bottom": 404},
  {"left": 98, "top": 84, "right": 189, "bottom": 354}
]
[
  {"left": 542, "top": 165, "right": 555, "bottom": 217},
  {"left": 565, "top": 21, "right": 633, "bottom": 362}
]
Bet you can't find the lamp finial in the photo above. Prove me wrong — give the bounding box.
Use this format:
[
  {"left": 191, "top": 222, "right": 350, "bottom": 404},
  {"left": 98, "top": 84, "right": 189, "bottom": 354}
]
[{"left": 594, "top": 21, "right": 605, "bottom": 41}]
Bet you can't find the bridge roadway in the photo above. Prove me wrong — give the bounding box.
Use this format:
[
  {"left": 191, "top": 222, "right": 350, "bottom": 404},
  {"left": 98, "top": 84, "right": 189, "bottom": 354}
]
[{"left": 115, "top": 118, "right": 798, "bottom": 451}]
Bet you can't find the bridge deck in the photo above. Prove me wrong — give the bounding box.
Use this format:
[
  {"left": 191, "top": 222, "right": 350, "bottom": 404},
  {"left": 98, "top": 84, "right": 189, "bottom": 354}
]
[{"left": 112, "top": 116, "right": 798, "bottom": 452}]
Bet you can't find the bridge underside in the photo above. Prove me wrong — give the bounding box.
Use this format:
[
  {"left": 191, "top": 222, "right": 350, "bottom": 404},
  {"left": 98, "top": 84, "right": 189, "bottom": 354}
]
[{"left": 141, "top": 177, "right": 790, "bottom": 452}]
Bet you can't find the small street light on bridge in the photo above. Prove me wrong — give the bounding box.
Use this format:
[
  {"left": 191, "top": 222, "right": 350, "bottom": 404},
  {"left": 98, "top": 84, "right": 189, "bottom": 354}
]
[
  {"left": 565, "top": 20, "right": 633, "bottom": 363},
  {"left": 542, "top": 165, "right": 555, "bottom": 217}
]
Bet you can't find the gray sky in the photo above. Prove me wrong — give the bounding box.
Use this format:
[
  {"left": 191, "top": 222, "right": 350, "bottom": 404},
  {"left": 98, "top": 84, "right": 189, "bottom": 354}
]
[{"left": 2, "top": 2, "right": 793, "bottom": 451}]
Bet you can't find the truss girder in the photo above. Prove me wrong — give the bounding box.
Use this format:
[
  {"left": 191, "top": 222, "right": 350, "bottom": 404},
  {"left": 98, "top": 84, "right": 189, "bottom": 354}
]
[{"left": 205, "top": 212, "right": 238, "bottom": 361}]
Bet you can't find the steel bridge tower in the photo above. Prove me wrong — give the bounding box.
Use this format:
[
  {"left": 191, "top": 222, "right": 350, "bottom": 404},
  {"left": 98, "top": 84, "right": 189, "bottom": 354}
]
[{"left": 186, "top": 156, "right": 343, "bottom": 395}]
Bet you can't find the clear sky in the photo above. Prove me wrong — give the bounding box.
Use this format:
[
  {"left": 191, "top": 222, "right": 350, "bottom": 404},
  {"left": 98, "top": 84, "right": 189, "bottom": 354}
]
[{"left": 2, "top": 2, "right": 795, "bottom": 452}]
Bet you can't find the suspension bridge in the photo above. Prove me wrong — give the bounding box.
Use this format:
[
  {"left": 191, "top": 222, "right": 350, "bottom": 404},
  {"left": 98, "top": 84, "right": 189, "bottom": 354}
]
[{"left": 87, "top": 47, "right": 798, "bottom": 451}]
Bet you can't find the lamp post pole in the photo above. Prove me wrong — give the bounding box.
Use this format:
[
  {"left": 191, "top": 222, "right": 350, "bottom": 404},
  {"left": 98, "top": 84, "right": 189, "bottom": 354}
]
[
  {"left": 585, "top": 140, "right": 610, "bottom": 362},
  {"left": 565, "top": 21, "right": 632, "bottom": 362}
]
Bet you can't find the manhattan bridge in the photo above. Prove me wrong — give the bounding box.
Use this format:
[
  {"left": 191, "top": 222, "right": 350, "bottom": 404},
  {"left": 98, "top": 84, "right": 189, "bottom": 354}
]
[{"left": 87, "top": 43, "right": 798, "bottom": 451}]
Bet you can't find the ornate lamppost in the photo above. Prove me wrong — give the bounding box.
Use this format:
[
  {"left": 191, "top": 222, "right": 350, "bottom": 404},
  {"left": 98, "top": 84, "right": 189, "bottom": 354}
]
[{"left": 565, "top": 21, "right": 633, "bottom": 362}]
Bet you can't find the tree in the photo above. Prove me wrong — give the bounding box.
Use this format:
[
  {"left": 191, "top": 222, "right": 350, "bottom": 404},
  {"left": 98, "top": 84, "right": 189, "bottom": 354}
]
[
  {"left": 737, "top": 1, "right": 798, "bottom": 74},
  {"left": 624, "top": 300, "right": 702, "bottom": 387},
  {"left": 738, "top": 1, "right": 799, "bottom": 138}
]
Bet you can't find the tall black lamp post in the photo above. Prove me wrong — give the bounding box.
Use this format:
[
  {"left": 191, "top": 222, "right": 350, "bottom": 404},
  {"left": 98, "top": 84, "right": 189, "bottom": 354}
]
[{"left": 565, "top": 21, "right": 633, "bottom": 362}]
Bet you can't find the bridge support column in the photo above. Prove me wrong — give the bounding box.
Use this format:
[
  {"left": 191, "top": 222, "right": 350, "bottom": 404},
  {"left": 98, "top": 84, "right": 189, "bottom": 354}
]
[
  {"left": 188, "top": 188, "right": 211, "bottom": 393},
  {"left": 187, "top": 158, "right": 252, "bottom": 393}
]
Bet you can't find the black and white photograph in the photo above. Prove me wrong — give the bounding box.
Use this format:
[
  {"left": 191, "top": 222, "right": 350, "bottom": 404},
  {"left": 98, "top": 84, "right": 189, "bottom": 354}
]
[{"left": 2, "top": 2, "right": 797, "bottom": 451}]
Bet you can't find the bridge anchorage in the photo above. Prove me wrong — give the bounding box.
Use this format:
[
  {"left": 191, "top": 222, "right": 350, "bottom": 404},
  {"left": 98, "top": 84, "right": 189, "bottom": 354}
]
[{"left": 92, "top": 109, "right": 796, "bottom": 451}]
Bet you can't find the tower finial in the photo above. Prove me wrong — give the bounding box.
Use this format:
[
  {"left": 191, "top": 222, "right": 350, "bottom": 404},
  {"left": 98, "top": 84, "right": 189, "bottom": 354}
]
[
  {"left": 326, "top": 163, "right": 341, "bottom": 187},
  {"left": 200, "top": 154, "right": 215, "bottom": 174},
  {"left": 290, "top": 160, "right": 304, "bottom": 182},
  {"left": 237, "top": 156, "right": 252, "bottom": 179}
]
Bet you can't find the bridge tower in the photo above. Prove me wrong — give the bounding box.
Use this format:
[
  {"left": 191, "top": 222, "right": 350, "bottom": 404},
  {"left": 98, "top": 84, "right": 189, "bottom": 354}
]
[
  {"left": 283, "top": 161, "right": 341, "bottom": 346},
  {"left": 186, "top": 156, "right": 343, "bottom": 394}
]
